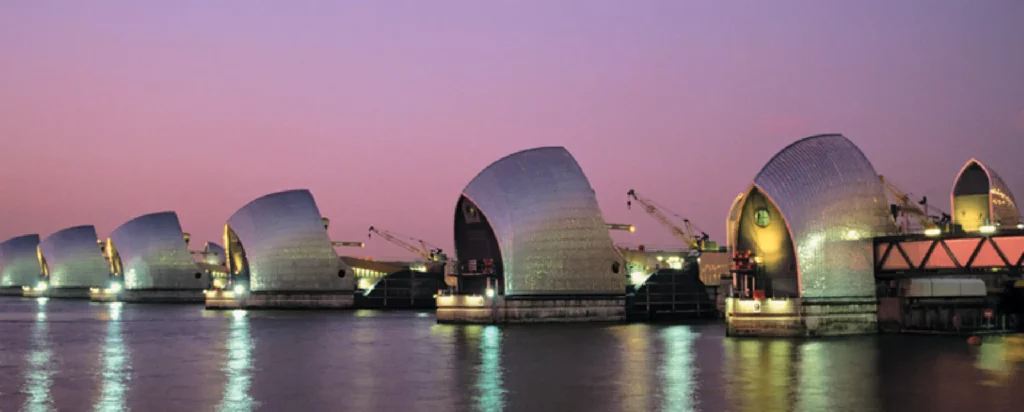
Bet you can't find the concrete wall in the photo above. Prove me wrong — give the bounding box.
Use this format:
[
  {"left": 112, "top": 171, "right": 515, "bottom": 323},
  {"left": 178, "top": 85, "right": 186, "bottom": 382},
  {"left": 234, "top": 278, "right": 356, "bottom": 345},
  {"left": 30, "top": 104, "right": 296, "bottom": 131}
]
[{"left": 726, "top": 297, "right": 878, "bottom": 337}]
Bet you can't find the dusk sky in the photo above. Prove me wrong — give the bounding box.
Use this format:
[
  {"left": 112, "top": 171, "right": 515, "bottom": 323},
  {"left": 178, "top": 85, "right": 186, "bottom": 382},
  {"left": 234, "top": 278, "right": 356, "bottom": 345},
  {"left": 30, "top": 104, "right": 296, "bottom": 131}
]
[{"left": 2, "top": 1, "right": 1022, "bottom": 259}]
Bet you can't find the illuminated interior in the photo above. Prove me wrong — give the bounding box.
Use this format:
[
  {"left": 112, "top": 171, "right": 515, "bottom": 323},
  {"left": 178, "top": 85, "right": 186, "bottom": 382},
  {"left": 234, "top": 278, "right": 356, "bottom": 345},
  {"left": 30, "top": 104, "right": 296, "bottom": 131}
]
[
  {"left": 104, "top": 239, "right": 124, "bottom": 281},
  {"left": 453, "top": 196, "right": 503, "bottom": 295},
  {"left": 733, "top": 187, "right": 798, "bottom": 297},
  {"left": 953, "top": 162, "right": 992, "bottom": 232},
  {"left": 224, "top": 225, "right": 250, "bottom": 289},
  {"left": 36, "top": 246, "right": 49, "bottom": 281}
]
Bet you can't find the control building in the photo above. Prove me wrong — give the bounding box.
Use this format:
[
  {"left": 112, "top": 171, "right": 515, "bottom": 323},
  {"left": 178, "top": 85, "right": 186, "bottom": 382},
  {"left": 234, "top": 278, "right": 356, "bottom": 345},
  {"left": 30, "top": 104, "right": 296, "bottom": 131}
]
[
  {"left": 724, "top": 134, "right": 896, "bottom": 336},
  {"left": 206, "top": 189, "right": 355, "bottom": 309},
  {"left": 0, "top": 234, "right": 41, "bottom": 296},
  {"left": 438, "top": 146, "right": 626, "bottom": 323}
]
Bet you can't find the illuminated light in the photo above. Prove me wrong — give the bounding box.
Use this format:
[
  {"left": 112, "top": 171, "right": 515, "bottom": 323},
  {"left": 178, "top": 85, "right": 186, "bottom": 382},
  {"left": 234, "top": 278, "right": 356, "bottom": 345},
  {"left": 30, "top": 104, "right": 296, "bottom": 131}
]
[
  {"left": 357, "top": 278, "right": 373, "bottom": 290},
  {"left": 980, "top": 225, "right": 997, "bottom": 234},
  {"left": 1017, "top": 223, "right": 1024, "bottom": 230},
  {"left": 628, "top": 225, "right": 636, "bottom": 233},
  {"left": 924, "top": 227, "right": 942, "bottom": 237},
  {"left": 466, "top": 295, "right": 485, "bottom": 306},
  {"left": 233, "top": 284, "right": 246, "bottom": 295},
  {"left": 437, "top": 295, "right": 455, "bottom": 306},
  {"left": 630, "top": 271, "right": 648, "bottom": 286},
  {"left": 109, "top": 282, "right": 122, "bottom": 294},
  {"left": 485, "top": 288, "right": 495, "bottom": 298},
  {"left": 753, "top": 256, "right": 763, "bottom": 264},
  {"left": 35, "top": 281, "right": 48, "bottom": 292},
  {"left": 23, "top": 286, "right": 31, "bottom": 292},
  {"left": 656, "top": 256, "right": 664, "bottom": 262},
  {"left": 843, "top": 229, "right": 860, "bottom": 240}
]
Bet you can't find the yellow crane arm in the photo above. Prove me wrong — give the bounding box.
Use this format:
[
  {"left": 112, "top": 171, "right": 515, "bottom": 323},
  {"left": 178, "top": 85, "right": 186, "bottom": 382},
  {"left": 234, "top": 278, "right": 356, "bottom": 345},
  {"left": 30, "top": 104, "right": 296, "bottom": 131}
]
[
  {"left": 367, "top": 226, "right": 434, "bottom": 260},
  {"left": 627, "top": 189, "right": 698, "bottom": 249}
]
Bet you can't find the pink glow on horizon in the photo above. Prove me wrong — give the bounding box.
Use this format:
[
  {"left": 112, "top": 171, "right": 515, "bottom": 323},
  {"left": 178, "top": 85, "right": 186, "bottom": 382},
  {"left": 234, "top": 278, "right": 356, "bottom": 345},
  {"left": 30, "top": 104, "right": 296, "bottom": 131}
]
[{"left": 1, "top": 1, "right": 1022, "bottom": 259}]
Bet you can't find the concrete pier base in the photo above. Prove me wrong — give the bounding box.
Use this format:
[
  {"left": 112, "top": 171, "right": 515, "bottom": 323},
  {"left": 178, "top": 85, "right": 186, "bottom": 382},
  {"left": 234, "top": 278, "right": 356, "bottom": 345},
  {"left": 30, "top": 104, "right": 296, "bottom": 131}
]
[
  {"left": 28, "top": 288, "right": 92, "bottom": 299},
  {"left": 436, "top": 294, "right": 626, "bottom": 324},
  {"left": 1, "top": 287, "right": 27, "bottom": 296},
  {"left": 725, "top": 297, "right": 878, "bottom": 337},
  {"left": 204, "top": 290, "right": 355, "bottom": 310}
]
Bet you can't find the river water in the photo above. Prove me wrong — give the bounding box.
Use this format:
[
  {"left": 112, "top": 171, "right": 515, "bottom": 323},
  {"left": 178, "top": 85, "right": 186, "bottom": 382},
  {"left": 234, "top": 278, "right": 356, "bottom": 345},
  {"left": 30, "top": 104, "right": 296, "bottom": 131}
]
[{"left": 0, "top": 298, "right": 1021, "bottom": 412}]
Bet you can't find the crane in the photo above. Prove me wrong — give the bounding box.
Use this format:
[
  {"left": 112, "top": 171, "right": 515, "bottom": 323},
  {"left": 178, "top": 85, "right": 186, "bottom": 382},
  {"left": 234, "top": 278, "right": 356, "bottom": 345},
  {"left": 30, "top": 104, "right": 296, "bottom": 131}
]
[
  {"left": 878, "top": 175, "right": 950, "bottom": 234},
  {"left": 626, "top": 189, "right": 710, "bottom": 250},
  {"left": 367, "top": 226, "right": 447, "bottom": 263}
]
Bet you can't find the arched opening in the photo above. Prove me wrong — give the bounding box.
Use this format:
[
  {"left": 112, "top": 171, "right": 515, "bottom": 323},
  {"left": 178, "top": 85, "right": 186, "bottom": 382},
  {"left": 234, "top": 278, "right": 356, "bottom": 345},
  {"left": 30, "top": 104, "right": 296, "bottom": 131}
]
[
  {"left": 105, "top": 239, "right": 124, "bottom": 282},
  {"left": 453, "top": 196, "right": 503, "bottom": 295},
  {"left": 953, "top": 162, "right": 992, "bottom": 232},
  {"left": 224, "top": 225, "right": 250, "bottom": 290},
  {"left": 36, "top": 247, "right": 49, "bottom": 282},
  {"left": 734, "top": 187, "right": 799, "bottom": 297}
]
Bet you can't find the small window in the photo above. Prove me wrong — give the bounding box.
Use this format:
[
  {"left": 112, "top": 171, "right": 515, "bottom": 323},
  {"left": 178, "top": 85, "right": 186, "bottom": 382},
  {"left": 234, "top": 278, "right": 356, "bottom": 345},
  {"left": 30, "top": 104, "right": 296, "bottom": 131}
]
[
  {"left": 338, "top": 270, "right": 347, "bottom": 278},
  {"left": 754, "top": 207, "right": 771, "bottom": 228},
  {"left": 194, "top": 272, "right": 202, "bottom": 279}
]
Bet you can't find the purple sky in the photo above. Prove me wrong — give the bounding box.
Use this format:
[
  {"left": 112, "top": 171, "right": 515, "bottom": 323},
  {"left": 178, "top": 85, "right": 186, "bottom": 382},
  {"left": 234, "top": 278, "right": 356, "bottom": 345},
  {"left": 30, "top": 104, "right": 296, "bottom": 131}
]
[{"left": 2, "top": 1, "right": 1022, "bottom": 259}]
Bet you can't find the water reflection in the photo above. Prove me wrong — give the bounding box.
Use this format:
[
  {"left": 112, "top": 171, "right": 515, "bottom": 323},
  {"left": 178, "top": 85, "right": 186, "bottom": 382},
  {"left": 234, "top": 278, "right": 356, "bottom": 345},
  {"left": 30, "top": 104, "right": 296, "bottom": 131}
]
[
  {"left": 217, "top": 310, "right": 255, "bottom": 412},
  {"left": 94, "top": 303, "right": 129, "bottom": 412},
  {"left": 660, "top": 326, "right": 697, "bottom": 412},
  {"left": 615, "top": 325, "right": 652, "bottom": 411},
  {"left": 23, "top": 297, "right": 54, "bottom": 412},
  {"left": 975, "top": 335, "right": 1024, "bottom": 386},
  {"left": 474, "top": 325, "right": 505, "bottom": 412},
  {"left": 723, "top": 339, "right": 795, "bottom": 412}
]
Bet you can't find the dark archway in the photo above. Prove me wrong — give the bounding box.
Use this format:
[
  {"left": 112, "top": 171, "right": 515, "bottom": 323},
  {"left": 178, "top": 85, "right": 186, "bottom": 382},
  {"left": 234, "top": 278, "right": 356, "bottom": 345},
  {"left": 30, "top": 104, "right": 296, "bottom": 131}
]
[{"left": 453, "top": 196, "right": 503, "bottom": 295}]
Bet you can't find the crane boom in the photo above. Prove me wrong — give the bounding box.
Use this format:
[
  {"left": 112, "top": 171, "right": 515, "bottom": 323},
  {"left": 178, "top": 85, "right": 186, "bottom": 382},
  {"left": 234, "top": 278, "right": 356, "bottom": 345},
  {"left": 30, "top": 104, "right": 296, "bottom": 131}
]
[
  {"left": 626, "top": 189, "right": 708, "bottom": 250},
  {"left": 878, "top": 175, "right": 949, "bottom": 233},
  {"left": 367, "top": 226, "right": 445, "bottom": 262}
]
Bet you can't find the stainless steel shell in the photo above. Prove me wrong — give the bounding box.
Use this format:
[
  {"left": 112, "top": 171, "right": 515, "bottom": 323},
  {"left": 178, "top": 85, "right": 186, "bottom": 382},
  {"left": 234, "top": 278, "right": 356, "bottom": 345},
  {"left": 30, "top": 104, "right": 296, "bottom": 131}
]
[
  {"left": 226, "top": 189, "right": 353, "bottom": 292},
  {"left": 751, "top": 134, "right": 895, "bottom": 298},
  {"left": 107, "top": 211, "right": 206, "bottom": 290},
  {"left": 0, "top": 234, "right": 41, "bottom": 287},
  {"left": 38, "top": 225, "right": 110, "bottom": 288},
  {"left": 460, "top": 146, "right": 625, "bottom": 295},
  {"left": 203, "top": 242, "right": 226, "bottom": 266}
]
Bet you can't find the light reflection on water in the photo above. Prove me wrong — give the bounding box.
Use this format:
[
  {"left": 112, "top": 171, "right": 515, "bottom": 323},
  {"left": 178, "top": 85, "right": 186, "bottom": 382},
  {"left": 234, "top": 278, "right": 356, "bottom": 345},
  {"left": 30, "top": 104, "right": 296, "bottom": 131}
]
[
  {"left": 94, "top": 303, "right": 129, "bottom": 412},
  {"left": 660, "top": 326, "right": 697, "bottom": 412},
  {"left": 217, "top": 309, "right": 255, "bottom": 412},
  {"left": 474, "top": 325, "right": 505, "bottom": 412},
  {"left": 23, "top": 297, "right": 54, "bottom": 412},
  {"left": 1, "top": 299, "right": 1023, "bottom": 412}
]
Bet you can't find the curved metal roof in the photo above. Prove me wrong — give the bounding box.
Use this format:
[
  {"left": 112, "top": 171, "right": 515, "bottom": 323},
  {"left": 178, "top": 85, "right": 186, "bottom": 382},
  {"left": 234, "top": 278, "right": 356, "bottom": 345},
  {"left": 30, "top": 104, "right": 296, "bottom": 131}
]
[
  {"left": 107, "top": 211, "right": 205, "bottom": 290},
  {"left": 38, "top": 225, "right": 110, "bottom": 288},
  {"left": 751, "top": 134, "right": 895, "bottom": 298},
  {"left": 725, "top": 191, "right": 747, "bottom": 251},
  {"left": 952, "top": 158, "right": 1020, "bottom": 226},
  {"left": 0, "top": 234, "right": 41, "bottom": 287},
  {"left": 203, "top": 242, "right": 226, "bottom": 266},
  {"left": 226, "top": 189, "right": 352, "bottom": 292},
  {"left": 460, "top": 146, "right": 624, "bottom": 295}
]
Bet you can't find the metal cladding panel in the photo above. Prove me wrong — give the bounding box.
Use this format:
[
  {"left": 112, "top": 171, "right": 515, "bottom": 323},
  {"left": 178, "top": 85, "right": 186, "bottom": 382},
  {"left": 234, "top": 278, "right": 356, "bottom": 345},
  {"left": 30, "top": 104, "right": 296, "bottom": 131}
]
[
  {"left": 203, "top": 242, "right": 226, "bottom": 266},
  {"left": 0, "top": 234, "right": 41, "bottom": 287},
  {"left": 226, "top": 189, "right": 350, "bottom": 292},
  {"left": 108, "top": 211, "right": 205, "bottom": 290},
  {"left": 753, "top": 134, "right": 895, "bottom": 298},
  {"left": 38, "top": 225, "right": 110, "bottom": 288},
  {"left": 461, "top": 146, "right": 624, "bottom": 295}
]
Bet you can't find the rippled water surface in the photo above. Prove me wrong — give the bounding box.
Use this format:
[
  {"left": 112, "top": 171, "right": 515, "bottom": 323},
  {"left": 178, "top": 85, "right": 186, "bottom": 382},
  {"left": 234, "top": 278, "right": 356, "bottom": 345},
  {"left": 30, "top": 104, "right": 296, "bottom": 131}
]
[{"left": 1, "top": 298, "right": 1022, "bottom": 412}]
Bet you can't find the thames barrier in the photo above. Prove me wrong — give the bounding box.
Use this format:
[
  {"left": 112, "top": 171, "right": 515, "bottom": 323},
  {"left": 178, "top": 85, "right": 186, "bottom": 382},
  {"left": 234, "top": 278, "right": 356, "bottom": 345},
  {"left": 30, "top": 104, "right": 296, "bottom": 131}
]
[{"left": 0, "top": 134, "right": 1019, "bottom": 337}]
